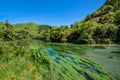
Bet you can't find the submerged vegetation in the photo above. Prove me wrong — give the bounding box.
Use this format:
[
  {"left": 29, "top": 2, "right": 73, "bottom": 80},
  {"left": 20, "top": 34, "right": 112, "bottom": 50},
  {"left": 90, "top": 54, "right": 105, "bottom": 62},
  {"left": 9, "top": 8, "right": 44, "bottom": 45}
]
[
  {"left": 0, "top": 41, "right": 111, "bottom": 80},
  {"left": 0, "top": 0, "right": 120, "bottom": 80}
]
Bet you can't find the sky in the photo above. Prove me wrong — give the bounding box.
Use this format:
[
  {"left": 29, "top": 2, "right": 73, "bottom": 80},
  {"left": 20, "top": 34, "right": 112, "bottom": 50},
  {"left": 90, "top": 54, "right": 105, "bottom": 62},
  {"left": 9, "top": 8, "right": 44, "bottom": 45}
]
[{"left": 0, "top": 0, "right": 106, "bottom": 26}]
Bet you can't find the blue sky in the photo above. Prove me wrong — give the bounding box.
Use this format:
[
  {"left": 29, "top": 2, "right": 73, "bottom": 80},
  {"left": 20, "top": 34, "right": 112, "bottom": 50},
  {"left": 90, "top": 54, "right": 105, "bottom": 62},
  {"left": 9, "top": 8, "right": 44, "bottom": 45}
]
[{"left": 0, "top": 0, "right": 106, "bottom": 26}]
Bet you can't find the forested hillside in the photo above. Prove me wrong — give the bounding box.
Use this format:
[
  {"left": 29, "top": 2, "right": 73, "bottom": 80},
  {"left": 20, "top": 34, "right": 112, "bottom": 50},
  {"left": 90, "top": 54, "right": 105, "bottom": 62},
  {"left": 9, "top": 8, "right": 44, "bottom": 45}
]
[
  {"left": 0, "top": 0, "right": 120, "bottom": 44},
  {"left": 41, "top": 0, "right": 120, "bottom": 44}
]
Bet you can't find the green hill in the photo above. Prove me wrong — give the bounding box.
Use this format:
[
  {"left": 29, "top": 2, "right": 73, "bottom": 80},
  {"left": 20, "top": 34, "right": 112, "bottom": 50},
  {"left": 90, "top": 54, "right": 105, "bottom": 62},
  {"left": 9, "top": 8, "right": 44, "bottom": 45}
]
[
  {"left": 85, "top": 0, "right": 120, "bottom": 24},
  {"left": 1, "top": 0, "right": 119, "bottom": 44},
  {"left": 69, "top": 0, "right": 120, "bottom": 44},
  {"left": 41, "top": 0, "right": 120, "bottom": 44}
]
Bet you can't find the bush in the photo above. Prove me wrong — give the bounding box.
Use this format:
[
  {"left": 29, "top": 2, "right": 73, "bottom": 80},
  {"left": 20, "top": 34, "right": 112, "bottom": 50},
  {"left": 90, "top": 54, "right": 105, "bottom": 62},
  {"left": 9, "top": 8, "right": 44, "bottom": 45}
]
[{"left": 92, "top": 44, "right": 106, "bottom": 49}]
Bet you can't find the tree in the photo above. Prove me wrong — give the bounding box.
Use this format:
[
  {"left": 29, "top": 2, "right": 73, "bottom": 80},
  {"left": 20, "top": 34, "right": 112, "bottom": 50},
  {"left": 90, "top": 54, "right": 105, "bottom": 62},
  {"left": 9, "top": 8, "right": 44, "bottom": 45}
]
[
  {"left": 85, "top": 14, "right": 92, "bottom": 21},
  {"left": 105, "top": 23, "right": 118, "bottom": 42},
  {"left": 5, "top": 19, "right": 13, "bottom": 28},
  {"left": 115, "top": 10, "right": 120, "bottom": 25},
  {"left": 5, "top": 19, "right": 10, "bottom": 27},
  {"left": 116, "top": 25, "right": 120, "bottom": 43}
]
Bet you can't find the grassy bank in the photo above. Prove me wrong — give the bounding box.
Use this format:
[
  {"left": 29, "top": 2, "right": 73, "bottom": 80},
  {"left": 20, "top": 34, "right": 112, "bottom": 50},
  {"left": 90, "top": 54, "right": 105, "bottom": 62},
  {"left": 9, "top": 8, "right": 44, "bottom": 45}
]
[{"left": 0, "top": 40, "right": 111, "bottom": 80}]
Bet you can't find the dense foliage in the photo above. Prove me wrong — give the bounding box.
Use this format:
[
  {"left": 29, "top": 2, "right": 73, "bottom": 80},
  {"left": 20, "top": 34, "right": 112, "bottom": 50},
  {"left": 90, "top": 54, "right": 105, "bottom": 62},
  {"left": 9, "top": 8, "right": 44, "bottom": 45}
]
[
  {"left": 41, "top": 0, "right": 120, "bottom": 44},
  {"left": 1, "top": 0, "right": 119, "bottom": 44}
]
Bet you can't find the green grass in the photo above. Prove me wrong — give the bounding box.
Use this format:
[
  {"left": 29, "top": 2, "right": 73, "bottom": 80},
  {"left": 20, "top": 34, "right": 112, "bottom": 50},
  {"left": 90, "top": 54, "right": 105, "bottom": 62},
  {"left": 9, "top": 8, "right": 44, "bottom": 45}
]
[
  {"left": 0, "top": 40, "right": 111, "bottom": 80},
  {"left": 0, "top": 56, "right": 42, "bottom": 80},
  {"left": 13, "top": 22, "right": 39, "bottom": 36}
]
